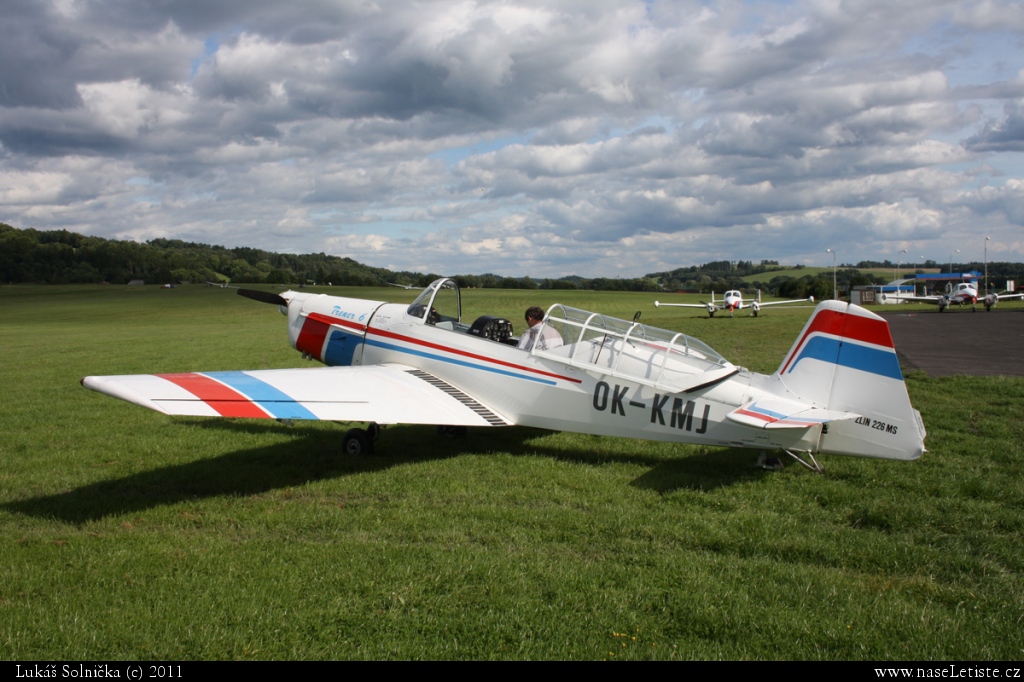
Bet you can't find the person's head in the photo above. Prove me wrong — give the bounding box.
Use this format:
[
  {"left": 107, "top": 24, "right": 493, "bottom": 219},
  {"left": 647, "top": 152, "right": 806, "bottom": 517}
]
[{"left": 525, "top": 306, "right": 545, "bottom": 327}]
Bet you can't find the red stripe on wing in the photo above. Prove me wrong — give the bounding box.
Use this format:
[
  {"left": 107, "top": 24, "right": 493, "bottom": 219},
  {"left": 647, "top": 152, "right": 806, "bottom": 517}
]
[{"left": 157, "top": 373, "right": 270, "bottom": 418}]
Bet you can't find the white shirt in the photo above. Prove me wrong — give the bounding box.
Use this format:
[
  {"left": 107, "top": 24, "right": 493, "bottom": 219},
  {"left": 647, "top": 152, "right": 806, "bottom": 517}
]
[{"left": 517, "top": 323, "right": 563, "bottom": 351}]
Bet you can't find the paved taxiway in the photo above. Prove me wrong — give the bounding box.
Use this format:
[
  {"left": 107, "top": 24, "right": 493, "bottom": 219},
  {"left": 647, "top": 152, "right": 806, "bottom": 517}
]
[{"left": 882, "top": 308, "right": 1024, "bottom": 377}]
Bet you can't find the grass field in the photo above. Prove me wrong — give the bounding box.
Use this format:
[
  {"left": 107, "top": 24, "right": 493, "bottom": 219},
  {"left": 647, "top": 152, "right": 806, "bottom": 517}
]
[{"left": 1, "top": 284, "right": 1022, "bottom": 660}]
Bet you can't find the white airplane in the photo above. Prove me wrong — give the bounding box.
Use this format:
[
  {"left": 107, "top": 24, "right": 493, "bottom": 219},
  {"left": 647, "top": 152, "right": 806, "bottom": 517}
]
[
  {"left": 882, "top": 281, "right": 1024, "bottom": 312},
  {"left": 82, "top": 278, "right": 925, "bottom": 472},
  {"left": 654, "top": 290, "right": 814, "bottom": 317}
]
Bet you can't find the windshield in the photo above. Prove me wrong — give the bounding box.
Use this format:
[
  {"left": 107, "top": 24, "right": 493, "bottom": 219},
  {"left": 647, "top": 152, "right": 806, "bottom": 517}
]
[{"left": 406, "top": 278, "right": 461, "bottom": 326}]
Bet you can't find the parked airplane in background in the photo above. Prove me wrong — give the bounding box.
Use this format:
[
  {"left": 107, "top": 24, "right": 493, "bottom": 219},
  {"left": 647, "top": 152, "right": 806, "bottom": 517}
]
[
  {"left": 883, "top": 282, "right": 1024, "bottom": 312},
  {"left": 654, "top": 290, "right": 814, "bottom": 317},
  {"left": 83, "top": 278, "right": 925, "bottom": 473}
]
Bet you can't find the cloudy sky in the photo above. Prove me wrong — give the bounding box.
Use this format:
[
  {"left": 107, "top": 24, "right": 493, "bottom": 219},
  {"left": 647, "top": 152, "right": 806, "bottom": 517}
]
[{"left": 2, "top": 0, "right": 1023, "bottom": 277}]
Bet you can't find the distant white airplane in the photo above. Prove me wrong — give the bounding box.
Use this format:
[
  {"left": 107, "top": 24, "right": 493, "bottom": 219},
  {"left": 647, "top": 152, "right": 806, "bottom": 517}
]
[
  {"left": 654, "top": 290, "right": 814, "bottom": 317},
  {"left": 82, "top": 278, "right": 925, "bottom": 473},
  {"left": 883, "top": 282, "right": 1024, "bottom": 312}
]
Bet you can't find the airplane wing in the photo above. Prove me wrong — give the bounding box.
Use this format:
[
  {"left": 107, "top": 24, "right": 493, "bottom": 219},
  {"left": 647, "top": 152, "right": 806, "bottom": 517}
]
[
  {"left": 993, "top": 292, "right": 1024, "bottom": 302},
  {"left": 82, "top": 364, "right": 510, "bottom": 427},
  {"left": 654, "top": 301, "right": 719, "bottom": 310},
  {"left": 981, "top": 291, "right": 1024, "bottom": 309},
  {"left": 726, "top": 398, "right": 857, "bottom": 430},
  {"left": 754, "top": 296, "right": 814, "bottom": 308},
  {"left": 882, "top": 294, "right": 940, "bottom": 304}
]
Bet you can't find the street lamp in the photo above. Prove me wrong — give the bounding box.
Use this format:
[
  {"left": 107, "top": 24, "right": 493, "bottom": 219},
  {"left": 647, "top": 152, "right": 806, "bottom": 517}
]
[
  {"left": 949, "top": 249, "right": 960, "bottom": 275},
  {"left": 984, "top": 236, "right": 991, "bottom": 295},
  {"left": 826, "top": 248, "right": 837, "bottom": 300},
  {"left": 896, "top": 248, "right": 907, "bottom": 281}
]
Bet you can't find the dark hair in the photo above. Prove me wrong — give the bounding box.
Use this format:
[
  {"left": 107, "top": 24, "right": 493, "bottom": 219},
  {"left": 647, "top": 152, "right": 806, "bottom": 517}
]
[{"left": 525, "top": 306, "right": 544, "bottom": 321}]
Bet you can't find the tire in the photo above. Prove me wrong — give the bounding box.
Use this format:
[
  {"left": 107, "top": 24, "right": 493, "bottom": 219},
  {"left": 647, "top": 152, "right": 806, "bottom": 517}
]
[{"left": 343, "top": 428, "right": 374, "bottom": 456}]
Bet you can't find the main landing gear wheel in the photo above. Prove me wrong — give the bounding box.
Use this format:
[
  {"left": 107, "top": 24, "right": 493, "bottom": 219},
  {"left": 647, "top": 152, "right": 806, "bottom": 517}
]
[{"left": 343, "top": 424, "right": 379, "bottom": 456}]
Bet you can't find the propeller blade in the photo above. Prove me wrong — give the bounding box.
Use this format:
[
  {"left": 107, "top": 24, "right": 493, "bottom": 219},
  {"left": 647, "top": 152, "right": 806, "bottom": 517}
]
[{"left": 238, "top": 288, "right": 288, "bottom": 307}]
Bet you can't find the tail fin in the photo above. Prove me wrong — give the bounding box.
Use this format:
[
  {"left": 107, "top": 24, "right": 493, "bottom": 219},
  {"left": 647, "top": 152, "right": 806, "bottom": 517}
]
[{"left": 774, "top": 300, "right": 926, "bottom": 460}]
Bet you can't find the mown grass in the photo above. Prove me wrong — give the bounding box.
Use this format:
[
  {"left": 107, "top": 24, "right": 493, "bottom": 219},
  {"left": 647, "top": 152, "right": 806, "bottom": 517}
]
[{"left": 1, "top": 284, "right": 1021, "bottom": 660}]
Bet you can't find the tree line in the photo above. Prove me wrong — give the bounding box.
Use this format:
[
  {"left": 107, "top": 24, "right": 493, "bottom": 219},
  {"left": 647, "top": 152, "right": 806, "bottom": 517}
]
[{"left": 3, "top": 223, "right": 1021, "bottom": 294}]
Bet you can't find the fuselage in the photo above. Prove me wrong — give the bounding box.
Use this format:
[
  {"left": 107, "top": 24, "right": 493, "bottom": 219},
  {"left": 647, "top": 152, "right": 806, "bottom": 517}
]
[
  {"left": 278, "top": 280, "right": 923, "bottom": 460},
  {"left": 949, "top": 283, "right": 978, "bottom": 304},
  {"left": 723, "top": 291, "right": 743, "bottom": 311}
]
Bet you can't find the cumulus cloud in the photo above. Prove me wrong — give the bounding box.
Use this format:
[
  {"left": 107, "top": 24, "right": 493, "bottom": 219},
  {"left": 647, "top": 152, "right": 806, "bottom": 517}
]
[
  {"left": 1, "top": 0, "right": 1023, "bottom": 276},
  {"left": 966, "top": 102, "right": 1024, "bottom": 152}
]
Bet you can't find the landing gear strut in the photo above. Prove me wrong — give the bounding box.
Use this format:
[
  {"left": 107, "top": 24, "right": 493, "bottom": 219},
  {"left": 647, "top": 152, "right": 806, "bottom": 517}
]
[
  {"left": 756, "top": 449, "right": 825, "bottom": 474},
  {"left": 782, "top": 448, "right": 824, "bottom": 474}
]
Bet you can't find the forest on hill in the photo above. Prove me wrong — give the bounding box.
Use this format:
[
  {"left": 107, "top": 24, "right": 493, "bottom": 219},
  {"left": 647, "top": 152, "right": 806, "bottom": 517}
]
[{"left": 2, "top": 223, "right": 1022, "bottom": 296}]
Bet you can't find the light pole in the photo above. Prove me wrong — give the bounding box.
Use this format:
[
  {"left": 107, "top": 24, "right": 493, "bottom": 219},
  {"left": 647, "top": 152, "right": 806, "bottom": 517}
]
[
  {"left": 894, "top": 248, "right": 908, "bottom": 300},
  {"left": 949, "top": 249, "right": 959, "bottom": 275},
  {"left": 826, "top": 248, "right": 837, "bottom": 300},
  {"left": 984, "top": 236, "right": 990, "bottom": 295}
]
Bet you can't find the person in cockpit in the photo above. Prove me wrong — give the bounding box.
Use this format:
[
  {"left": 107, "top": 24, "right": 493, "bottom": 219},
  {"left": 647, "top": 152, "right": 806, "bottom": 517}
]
[{"left": 517, "top": 306, "right": 563, "bottom": 351}]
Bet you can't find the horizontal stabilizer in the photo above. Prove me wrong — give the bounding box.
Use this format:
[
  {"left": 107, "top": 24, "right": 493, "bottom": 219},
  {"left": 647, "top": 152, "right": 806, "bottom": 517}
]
[{"left": 727, "top": 398, "right": 856, "bottom": 430}]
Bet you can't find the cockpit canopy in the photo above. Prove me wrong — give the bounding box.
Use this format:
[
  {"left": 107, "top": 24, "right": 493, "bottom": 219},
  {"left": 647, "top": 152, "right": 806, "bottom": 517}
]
[
  {"left": 534, "top": 304, "right": 735, "bottom": 392},
  {"left": 402, "top": 278, "right": 734, "bottom": 391}
]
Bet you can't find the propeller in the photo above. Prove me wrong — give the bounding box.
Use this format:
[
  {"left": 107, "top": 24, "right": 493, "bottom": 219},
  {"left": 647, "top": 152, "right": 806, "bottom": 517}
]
[{"left": 237, "top": 288, "right": 289, "bottom": 307}]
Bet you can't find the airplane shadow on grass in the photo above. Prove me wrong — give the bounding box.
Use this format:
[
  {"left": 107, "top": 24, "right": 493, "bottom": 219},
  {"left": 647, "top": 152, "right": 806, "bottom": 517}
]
[{"left": 4, "top": 420, "right": 772, "bottom": 524}]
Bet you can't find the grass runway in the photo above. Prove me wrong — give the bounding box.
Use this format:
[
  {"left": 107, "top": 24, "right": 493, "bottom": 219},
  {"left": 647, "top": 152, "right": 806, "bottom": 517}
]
[{"left": 1, "top": 284, "right": 1022, "bottom": 659}]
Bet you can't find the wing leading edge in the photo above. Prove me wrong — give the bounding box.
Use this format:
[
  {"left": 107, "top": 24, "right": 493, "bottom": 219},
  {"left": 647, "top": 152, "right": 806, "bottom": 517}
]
[{"left": 82, "top": 364, "right": 510, "bottom": 427}]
